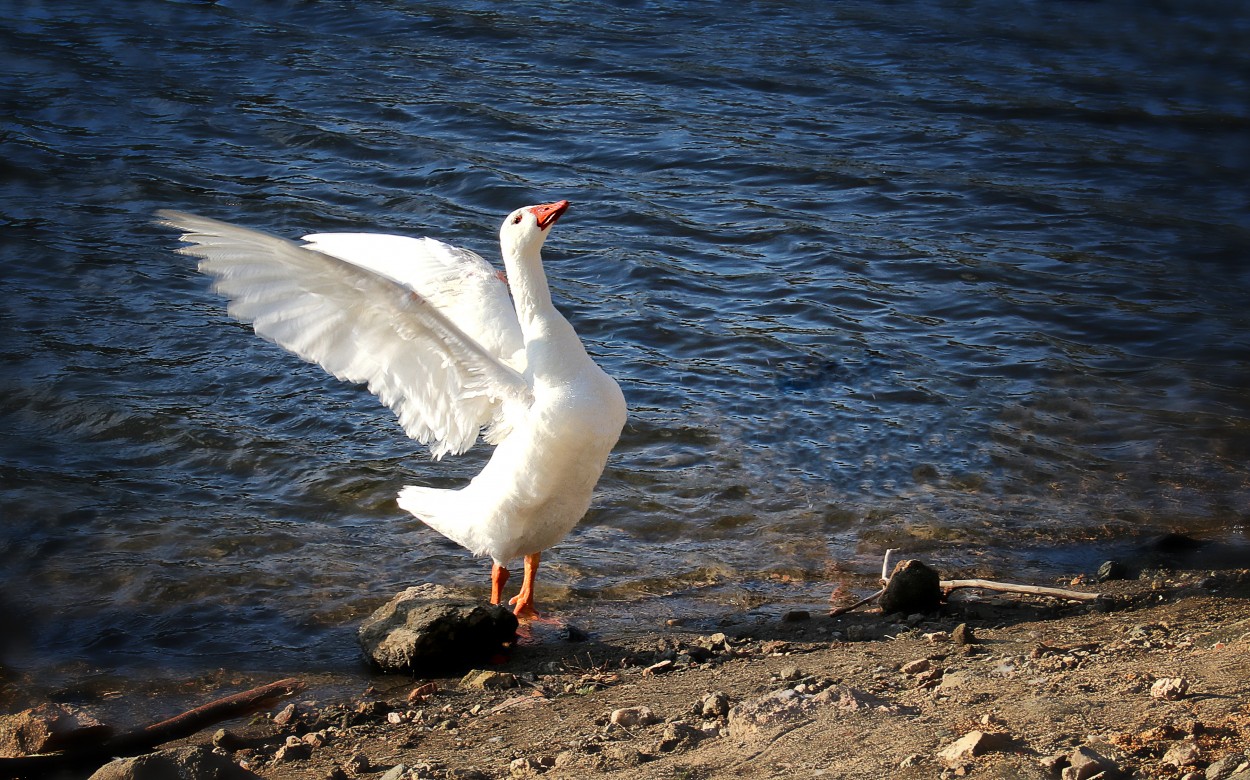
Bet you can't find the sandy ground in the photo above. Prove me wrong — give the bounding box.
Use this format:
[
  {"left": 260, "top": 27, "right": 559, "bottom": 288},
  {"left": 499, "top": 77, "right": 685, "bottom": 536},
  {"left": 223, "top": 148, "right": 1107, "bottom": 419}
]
[{"left": 172, "top": 565, "right": 1250, "bottom": 780}]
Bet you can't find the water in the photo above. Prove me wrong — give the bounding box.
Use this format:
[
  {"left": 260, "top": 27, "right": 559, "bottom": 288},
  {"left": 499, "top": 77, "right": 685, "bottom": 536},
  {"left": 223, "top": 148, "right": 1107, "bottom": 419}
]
[{"left": 2, "top": 0, "right": 1248, "bottom": 704}]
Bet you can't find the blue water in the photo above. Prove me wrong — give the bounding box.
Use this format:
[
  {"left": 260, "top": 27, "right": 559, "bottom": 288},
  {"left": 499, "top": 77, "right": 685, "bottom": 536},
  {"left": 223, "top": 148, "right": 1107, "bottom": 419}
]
[{"left": 2, "top": 0, "right": 1248, "bottom": 701}]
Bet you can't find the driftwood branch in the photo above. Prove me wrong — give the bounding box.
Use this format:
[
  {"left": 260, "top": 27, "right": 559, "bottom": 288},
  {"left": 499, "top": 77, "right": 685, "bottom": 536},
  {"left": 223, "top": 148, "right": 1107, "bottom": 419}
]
[
  {"left": 0, "top": 677, "right": 305, "bottom": 778},
  {"left": 940, "top": 578, "right": 1103, "bottom": 601}
]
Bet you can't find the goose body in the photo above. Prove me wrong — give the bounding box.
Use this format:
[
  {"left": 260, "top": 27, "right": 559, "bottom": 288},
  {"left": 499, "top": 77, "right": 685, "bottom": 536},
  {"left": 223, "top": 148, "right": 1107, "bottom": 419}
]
[{"left": 159, "top": 201, "right": 626, "bottom": 617}]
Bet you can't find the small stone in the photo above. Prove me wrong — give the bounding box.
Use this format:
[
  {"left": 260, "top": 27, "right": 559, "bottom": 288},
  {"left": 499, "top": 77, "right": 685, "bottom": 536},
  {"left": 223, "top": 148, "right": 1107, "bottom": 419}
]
[
  {"left": 936, "top": 730, "right": 1010, "bottom": 766},
  {"left": 272, "top": 703, "right": 298, "bottom": 726},
  {"left": 303, "top": 731, "right": 328, "bottom": 748},
  {"left": 900, "top": 754, "right": 923, "bottom": 768},
  {"left": 509, "top": 756, "right": 553, "bottom": 776},
  {"left": 347, "top": 753, "right": 371, "bottom": 774},
  {"left": 952, "top": 623, "right": 975, "bottom": 645},
  {"left": 1063, "top": 745, "right": 1116, "bottom": 780},
  {"left": 407, "top": 682, "right": 439, "bottom": 703},
  {"left": 274, "top": 741, "right": 312, "bottom": 762},
  {"left": 562, "top": 623, "right": 589, "bottom": 642},
  {"left": 609, "top": 706, "right": 658, "bottom": 729},
  {"left": 778, "top": 666, "right": 803, "bottom": 681},
  {"left": 386, "top": 711, "right": 406, "bottom": 724},
  {"left": 1151, "top": 677, "right": 1189, "bottom": 700},
  {"left": 900, "top": 658, "right": 931, "bottom": 675},
  {"left": 923, "top": 631, "right": 951, "bottom": 644},
  {"left": 700, "top": 692, "right": 730, "bottom": 719},
  {"left": 379, "top": 765, "right": 409, "bottom": 780},
  {"left": 460, "top": 670, "right": 519, "bottom": 690},
  {"left": 781, "top": 609, "right": 810, "bottom": 622},
  {"left": 1163, "top": 740, "right": 1201, "bottom": 768},
  {"left": 643, "top": 660, "right": 673, "bottom": 676}
]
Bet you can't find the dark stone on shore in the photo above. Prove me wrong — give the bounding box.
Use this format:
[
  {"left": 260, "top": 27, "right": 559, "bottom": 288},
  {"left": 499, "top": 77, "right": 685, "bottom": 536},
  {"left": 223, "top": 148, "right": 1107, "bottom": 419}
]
[
  {"left": 880, "top": 560, "right": 942, "bottom": 615},
  {"left": 357, "top": 584, "right": 518, "bottom": 674},
  {"left": 88, "top": 746, "right": 259, "bottom": 780},
  {"left": 1097, "top": 561, "right": 1128, "bottom": 582}
]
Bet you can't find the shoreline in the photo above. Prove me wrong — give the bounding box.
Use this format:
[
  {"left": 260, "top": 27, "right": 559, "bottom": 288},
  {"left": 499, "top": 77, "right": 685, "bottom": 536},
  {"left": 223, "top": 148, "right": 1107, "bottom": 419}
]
[{"left": 72, "top": 565, "right": 1250, "bottom": 780}]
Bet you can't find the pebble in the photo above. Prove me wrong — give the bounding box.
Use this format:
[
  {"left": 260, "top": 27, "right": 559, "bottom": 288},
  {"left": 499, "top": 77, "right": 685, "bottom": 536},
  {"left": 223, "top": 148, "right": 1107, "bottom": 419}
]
[
  {"left": 935, "top": 730, "right": 1010, "bottom": 766},
  {"left": 273, "top": 740, "right": 312, "bottom": 763},
  {"left": 781, "top": 609, "right": 810, "bottom": 622},
  {"left": 952, "top": 623, "right": 975, "bottom": 645},
  {"left": 900, "top": 658, "right": 931, "bottom": 675},
  {"left": 1151, "top": 677, "right": 1190, "bottom": 700},
  {"left": 1062, "top": 745, "right": 1117, "bottom": 780},
  {"left": 609, "top": 706, "right": 658, "bottom": 729},
  {"left": 460, "top": 670, "right": 519, "bottom": 691},
  {"left": 508, "top": 756, "right": 553, "bottom": 776},
  {"left": 347, "top": 753, "right": 371, "bottom": 774},
  {"left": 1163, "top": 740, "right": 1202, "bottom": 768},
  {"left": 378, "top": 765, "right": 409, "bottom": 780},
  {"left": 700, "top": 691, "right": 731, "bottom": 719},
  {"left": 272, "top": 703, "right": 298, "bottom": 726}
]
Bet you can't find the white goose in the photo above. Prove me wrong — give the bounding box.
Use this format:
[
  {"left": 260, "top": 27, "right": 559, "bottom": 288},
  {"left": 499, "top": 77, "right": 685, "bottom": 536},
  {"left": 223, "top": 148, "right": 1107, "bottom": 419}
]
[{"left": 158, "top": 201, "right": 627, "bottom": 619}]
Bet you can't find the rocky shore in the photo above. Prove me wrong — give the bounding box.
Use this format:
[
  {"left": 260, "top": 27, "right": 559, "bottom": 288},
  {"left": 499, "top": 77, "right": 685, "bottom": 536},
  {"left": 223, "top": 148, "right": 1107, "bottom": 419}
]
[{"left": 5, "top": 566, "right": 1250, "bottom": 780}]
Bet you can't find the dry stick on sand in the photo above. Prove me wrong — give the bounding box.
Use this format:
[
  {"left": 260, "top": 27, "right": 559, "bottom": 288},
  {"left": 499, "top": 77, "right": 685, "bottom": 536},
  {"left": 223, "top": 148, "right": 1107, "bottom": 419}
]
[
  {"left": 829, "top": 549, "right": 1102, "bottom": 616},
  {"left": 0, "top": 677, "right": 306, "bottom": 778}
]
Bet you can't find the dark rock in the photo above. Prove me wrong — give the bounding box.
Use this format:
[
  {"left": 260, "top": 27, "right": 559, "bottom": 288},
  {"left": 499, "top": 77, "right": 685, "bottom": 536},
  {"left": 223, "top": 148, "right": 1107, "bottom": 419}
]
[
  {"left": 782, "top": 609, "right": 810, "bottom": 622},
  {"left": 358, "top": 584, "right": 518, "bottom": 673},
  {"left": 952, "top": 623, "right": 975, "bottom": 646},
  {"left": 880, "top": 560, "right": 942, "bottom": 615},
  {"left": 87, "top": 746, "right": 260, "bottom": 780},
  {"left": 1097, "top": 560, "right": 1129, "bottom": 582}
]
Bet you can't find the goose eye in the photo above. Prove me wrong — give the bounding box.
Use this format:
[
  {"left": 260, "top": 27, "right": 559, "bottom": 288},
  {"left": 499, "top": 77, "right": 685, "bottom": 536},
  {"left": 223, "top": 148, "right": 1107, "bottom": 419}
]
[{"left": 512, "top": 214, "right": 523, "bottom": 224}]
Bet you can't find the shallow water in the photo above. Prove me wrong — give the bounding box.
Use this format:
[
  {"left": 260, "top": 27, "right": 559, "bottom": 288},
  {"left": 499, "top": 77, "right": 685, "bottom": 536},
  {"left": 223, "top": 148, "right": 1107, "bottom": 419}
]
[{"left": 2, "top": 0, "right": 1248, "bottom": 700}]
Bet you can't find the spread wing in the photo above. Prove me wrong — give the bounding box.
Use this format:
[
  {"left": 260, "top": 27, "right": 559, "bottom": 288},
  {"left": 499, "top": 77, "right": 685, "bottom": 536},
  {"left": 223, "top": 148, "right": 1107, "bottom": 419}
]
[{"left": 157, "top": 210, "right": 532, "bottom": 459}]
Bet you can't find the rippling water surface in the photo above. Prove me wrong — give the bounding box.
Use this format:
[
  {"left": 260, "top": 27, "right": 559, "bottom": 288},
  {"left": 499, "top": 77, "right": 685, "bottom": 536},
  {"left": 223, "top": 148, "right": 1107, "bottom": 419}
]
[{"left": 2, "top": 1, "right": 1248, "bottom": 700}]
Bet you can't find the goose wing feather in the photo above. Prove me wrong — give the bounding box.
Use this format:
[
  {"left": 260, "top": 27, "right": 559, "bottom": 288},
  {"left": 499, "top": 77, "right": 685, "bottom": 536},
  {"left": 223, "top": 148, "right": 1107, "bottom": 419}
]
[{"left": 156, "top": 210, "right": 532, "bottom": 459}]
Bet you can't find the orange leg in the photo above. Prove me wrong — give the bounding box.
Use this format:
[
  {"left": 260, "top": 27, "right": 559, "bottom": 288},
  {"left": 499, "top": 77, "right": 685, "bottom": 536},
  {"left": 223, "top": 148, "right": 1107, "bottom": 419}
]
[
  {"left": 490, "top": 562, "right": 510, "bottom": 606},
  {"left": 507, "top": 552, "right": 541, "bottom": 620}
]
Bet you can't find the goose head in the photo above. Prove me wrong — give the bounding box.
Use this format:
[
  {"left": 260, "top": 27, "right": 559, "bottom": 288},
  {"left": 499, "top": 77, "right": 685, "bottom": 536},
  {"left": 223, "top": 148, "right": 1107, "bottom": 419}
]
[{"left": 499, "top": 200, "right": 570, "bottom": 258}]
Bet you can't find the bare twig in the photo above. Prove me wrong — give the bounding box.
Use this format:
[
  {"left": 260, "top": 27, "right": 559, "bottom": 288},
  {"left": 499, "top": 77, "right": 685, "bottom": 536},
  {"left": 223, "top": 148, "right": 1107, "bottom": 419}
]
[{"left": 829, "top": 587, "right": 885, "bottom": 617}]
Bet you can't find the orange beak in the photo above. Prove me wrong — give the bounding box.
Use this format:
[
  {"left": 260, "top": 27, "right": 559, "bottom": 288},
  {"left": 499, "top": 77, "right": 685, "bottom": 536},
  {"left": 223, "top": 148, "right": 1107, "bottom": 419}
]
[{"left": 529, "top": 200, "right": 570, "bottom": 230}]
